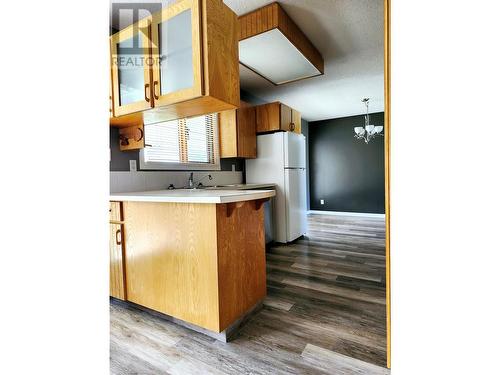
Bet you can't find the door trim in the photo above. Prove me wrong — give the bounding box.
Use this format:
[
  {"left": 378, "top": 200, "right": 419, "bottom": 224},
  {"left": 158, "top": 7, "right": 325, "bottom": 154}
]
[
  {"left": 384, "top": 0, "right": 391, "bottom": 369},
  {"left": 150, "top": 0, "right": 204, "bottom": 107}
]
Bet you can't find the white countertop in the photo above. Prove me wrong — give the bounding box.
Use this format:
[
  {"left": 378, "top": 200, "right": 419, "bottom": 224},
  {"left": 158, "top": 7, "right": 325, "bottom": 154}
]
[{"left": 110, "top": 189, "right": 276, "bottom": 204}]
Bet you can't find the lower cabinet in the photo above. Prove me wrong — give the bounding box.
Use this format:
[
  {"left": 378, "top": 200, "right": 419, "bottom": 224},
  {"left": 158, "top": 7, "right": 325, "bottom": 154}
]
[
  {"left": 122, "top": 200, "right": 267, "bottom": 332},
  {"left": 109, "top": 202, "right": 126, "bottom": 300}
]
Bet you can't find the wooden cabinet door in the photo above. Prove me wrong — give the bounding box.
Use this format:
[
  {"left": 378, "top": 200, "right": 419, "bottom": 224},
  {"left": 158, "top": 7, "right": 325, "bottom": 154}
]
[
  {"left": 123, "top": 201, "right": 221, "bottom": 331},
  {"left": 291, "top": 108, "right": 301, "bottom": 134},
  {"left": 109, "top": 202, "right": 126, "bottom": 300},
  {"left": 256, "top": 102, "right": 280, "bottom": 133},
  {"left": 237, "top": 106, "right": 257, "bottom": 158},
  {"left": 280, "top": 103, "right": 293, "bottom": 131},
  {"left": 150, "top": 0, "right": 203, "bottom": 107},
  {"left": 255, "top": 102, "right": 300, "bottom": 134},
  {"left": 109, "top": 223, "right": 126, "bottom": 300},
  {"left": 110, "top": 18, "right": 154, "bottom": 117},
  {"left": 219, "top": 106, "right": 256, "bottom": 158},
  {"left": 219, "top": 110, "right": 238, "bottom": 158}
]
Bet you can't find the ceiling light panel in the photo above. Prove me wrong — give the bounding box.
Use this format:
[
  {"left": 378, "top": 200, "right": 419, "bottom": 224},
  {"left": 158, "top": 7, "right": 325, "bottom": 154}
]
[
  {"left": 239, "top": 29, "right": 321, "bottom": 85},
  {"left": 238, "top": 2, "right": 324, "bottom": 86}
]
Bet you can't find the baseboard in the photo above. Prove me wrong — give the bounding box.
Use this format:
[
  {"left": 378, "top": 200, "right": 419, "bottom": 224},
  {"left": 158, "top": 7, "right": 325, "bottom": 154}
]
[{"left": 308, "top": 210, "right": 385, "bottom": 219}]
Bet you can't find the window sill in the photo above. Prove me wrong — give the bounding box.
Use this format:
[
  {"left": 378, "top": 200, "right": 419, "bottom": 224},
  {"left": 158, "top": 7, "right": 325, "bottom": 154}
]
[{"left": 139, "top": 153, "right": 221, "bottom": 171}]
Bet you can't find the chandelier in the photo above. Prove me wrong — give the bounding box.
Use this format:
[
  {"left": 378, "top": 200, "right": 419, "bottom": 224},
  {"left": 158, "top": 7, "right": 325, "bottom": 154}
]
[{"left": 354, "top": 98, "right": 383, "bottom": 143}]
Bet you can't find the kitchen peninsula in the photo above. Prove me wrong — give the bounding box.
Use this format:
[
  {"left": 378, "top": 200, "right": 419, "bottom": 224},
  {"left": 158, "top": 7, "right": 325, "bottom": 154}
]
[{"left": 109, "top": 189, "right": 275, "bottom": 339}]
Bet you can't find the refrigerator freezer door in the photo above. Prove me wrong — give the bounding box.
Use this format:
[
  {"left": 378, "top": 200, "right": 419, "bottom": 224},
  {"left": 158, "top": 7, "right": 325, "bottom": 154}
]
[
  {"left": 285, "top": 168, "right": 307, "bottom": 242},
  {"left": 284, "top": 132, "right": 306, "bottom": 169},
  {"left": 245, "top": 133, "right": 284, "bottom": 181}
]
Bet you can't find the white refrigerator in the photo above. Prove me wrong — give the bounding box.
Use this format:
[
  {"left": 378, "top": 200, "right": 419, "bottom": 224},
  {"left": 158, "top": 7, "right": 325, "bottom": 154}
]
[{"left": 246, "top": 132, "right": 307, "bottom": 243}]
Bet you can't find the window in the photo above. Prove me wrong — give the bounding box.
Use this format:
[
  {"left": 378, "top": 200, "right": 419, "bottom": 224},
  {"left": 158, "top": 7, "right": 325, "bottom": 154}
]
[{"left": 139, "top": 114, "right": 220, "bottom": 170}]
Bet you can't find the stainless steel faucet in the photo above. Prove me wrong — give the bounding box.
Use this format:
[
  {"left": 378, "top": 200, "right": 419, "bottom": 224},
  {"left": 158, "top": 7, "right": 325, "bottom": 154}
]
[{"left": 187, "top": 173, "right": 212, "bottom": 189}]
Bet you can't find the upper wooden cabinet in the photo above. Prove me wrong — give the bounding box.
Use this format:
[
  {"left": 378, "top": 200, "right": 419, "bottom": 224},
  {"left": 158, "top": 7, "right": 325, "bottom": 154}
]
[
  {"left": 219, "top": 101, "right": 256, "bottom": 159},
  {"left": 110, "top": 18, "right": 153, "bottom": 117},
  {"left": 255, "top": 102, "right": 302, "bottom": 134},
  {"left": 291, "top": 107, "right": 302, "bottom": 134},
  {"left": 150, "top": 0, "right": 203, "bottom": 108},
  {"left": 110, "top": 0, "right": 239, "bottom": 124}
]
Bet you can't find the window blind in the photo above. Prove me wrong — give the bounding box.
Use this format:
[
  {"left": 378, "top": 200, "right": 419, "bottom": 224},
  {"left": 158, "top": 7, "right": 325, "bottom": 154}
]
[
  {"left": 143, "top": 120, "right": 180, "bottom": 163},
  {"left": 143, "top": 113, "right": 218, "bottom": 167}
]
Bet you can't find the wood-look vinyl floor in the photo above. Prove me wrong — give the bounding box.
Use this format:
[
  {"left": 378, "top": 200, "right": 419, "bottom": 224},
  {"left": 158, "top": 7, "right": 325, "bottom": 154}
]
[{"left": 111, "top": 214, "right": 388, "bottom": 374}]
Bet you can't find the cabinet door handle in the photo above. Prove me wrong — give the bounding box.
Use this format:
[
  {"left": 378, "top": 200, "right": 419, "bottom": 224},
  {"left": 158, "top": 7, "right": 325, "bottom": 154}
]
[
  {"left": 290, "top": 122, "right": 295, "bottom": 131},
  {"left": 153, "top": 81, "right": 159, "bottom": 100},
  {"left": 144, "top": 83, "right": 150, "bottom": 102},
  {"left": 115, "top": 229, "right": 122, "bottom": 245}
]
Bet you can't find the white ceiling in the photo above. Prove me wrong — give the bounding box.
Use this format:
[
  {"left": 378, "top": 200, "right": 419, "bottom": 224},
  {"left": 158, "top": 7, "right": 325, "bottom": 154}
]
[
  {"left": 226, "top": 0, "right": 384, "bottom": 121},
  {"left": 110, "top": 0, "right": 384, "bottom": 121}
]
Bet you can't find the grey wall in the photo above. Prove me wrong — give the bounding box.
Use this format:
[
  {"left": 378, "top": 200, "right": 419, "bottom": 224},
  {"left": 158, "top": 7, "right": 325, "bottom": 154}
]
[
  {"left": 109, "top": 90, "right": 265, "bottom": 172},
  {"left": 240, "top": 89, "right": 267, "bottom": 105},
  {"left": 308, "top": 112, "right": 385, "bottom": 214},
  {"left": 109, "top": 127, "right": 244, "bottom": 172}
]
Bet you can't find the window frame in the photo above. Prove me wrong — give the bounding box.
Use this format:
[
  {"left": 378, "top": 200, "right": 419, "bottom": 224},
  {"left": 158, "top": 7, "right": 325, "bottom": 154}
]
[{"left": 139, "top": 114, "right": 221, "bottom": 171}]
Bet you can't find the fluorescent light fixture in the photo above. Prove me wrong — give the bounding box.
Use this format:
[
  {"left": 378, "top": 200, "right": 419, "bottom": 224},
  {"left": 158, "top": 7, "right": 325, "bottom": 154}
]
[
  {"left": 238, "top": 2, "right": 324, "bottom": 86},
  {"left": 239, "top": 29, "right": 321, "bottom": 85}
]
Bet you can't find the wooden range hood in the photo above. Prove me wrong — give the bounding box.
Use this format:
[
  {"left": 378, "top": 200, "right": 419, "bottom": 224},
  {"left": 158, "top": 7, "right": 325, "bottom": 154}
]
[{"left": 238, "top": 2, "right": 324, "bottom": 85}]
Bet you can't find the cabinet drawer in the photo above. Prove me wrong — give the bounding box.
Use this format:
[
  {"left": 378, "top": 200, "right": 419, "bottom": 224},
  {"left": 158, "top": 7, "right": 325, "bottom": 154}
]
[{"left": 109, "top": 201, "right": 122, "bottom": 222}]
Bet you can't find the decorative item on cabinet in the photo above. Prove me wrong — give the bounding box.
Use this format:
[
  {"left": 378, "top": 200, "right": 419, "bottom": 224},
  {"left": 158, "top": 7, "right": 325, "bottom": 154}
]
[
  {"left": 119, "top": 124, "right": 145, "bottom": 151},
  {"left": 109, "top": 0, "right": 240, "bottom": 124},
  {"left": 219, "top": 100, "right": 256, "bottom": 159},
  {"left": 110, "top": 112, "right": 145, "bottom": 151},
  {"left": 255, "top": 101, "right": 301, "bottom": 134}
]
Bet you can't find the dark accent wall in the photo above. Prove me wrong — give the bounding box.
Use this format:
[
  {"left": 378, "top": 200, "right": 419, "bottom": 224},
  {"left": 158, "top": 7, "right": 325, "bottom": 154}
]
[
  {"left": 301, "top": 118, "right": 310, "bottom": 210},
  {"left": 309, "top": 112, "right": 385, "bottom": 214}
]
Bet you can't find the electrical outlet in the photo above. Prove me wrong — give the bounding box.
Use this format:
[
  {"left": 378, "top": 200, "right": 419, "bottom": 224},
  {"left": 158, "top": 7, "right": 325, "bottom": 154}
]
[
  {"left": 232, "top": 164, "right": 236, "bottom": 172},
  {"left": 129, "top": 160, "right": 137, "bottom": 172},
  {"left": 320, "top": 199, "right": 325, "bottom": 205}
]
